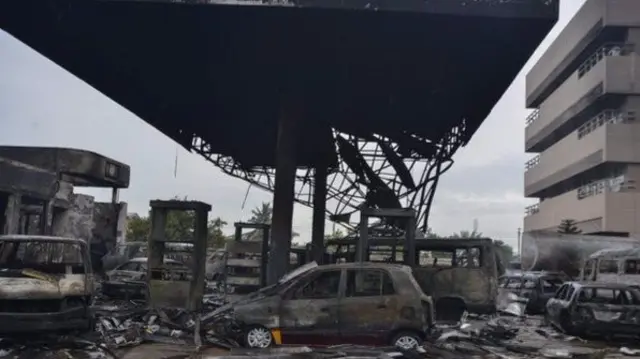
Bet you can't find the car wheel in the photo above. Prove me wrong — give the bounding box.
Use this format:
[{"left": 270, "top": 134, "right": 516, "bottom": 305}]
[
  {"left": 392, "top": 331, "right": 421, "bottom": 350},
  {"left": 244, "top": 325, "right": 273, "bottom": 348}
]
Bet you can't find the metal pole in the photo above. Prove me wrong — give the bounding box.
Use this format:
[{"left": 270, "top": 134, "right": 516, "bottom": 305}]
[
  {"left": 311, "top": 164, "right": 327, "bottom": 264},
  {"left": 517, "top": 227, "right": 522, "bottom": 257}
]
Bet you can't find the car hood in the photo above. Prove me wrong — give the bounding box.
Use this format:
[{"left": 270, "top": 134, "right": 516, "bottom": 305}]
[{"left": 0, "top": 273, "right": 87, "bottom": 299}]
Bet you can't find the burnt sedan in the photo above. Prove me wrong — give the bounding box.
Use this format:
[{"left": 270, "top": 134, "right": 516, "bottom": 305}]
[
  {"left": 546, "top": 281, "right": 640, "bottom": 338},
  {"left": 102, "top": 257, "right": 187, "bottom": 299},
  {"left": 0, "top": 235, "right": 94, "bottom": 334},
  {"left": 207, "top": 262, "right": 434, "bottom": 349},
  {"left": 498, "top": 271, "right": 566, "bottom": 314}
]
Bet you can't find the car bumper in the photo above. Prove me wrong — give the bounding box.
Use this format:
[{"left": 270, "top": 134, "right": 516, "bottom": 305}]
[
  {"left": 584, "top": 321, "right": 640, "bottom": 337},
  {"left": 466, "top": 302, "right": 496, "bottom": 315},
  {"left": 0, "top": 307, "right": 91, "bottom": 334},
  {"left": 102, "top": 280, "right": 147, "bottom": 299}
]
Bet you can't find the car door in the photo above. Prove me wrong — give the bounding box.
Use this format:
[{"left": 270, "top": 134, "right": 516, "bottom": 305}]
[
  {"left": 546, "top": 284, "right": 570, "bottom": 325},
  {"left": 338, "top": 268, "right": 401, "bottom": 346},
  {"left": 278, "top": 269, "right": 343, "bottom": 345}
]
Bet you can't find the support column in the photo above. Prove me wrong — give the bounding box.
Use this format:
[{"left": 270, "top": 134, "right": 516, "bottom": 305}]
[
  {"left": 357, "top": 210, "right": 369, "bottom": 262},
  {"left": 310, "top": 165, "right": 327, "bottom": 264},
  {"left": 267, "top": 97, "right": 299, "bottom": 284},
  {"left": 3, "top": 194, "right": 21, "bottom": 235}
]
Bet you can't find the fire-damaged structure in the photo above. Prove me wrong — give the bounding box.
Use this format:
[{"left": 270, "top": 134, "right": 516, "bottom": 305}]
[
  {"left": 0, "top": 0, "right": 559, "bottom": 283},
  {"left": 0, "top": 235, "right": 94, "bottom": 334},
  {"left": 0, "top": 146, "right": 130, "bottom": 270}
]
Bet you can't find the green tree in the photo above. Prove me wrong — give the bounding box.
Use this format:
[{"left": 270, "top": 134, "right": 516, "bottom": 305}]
[
  {"left": 324, "top": 229, "right": 345, "bottom": 241},
  {"left": 493, "top": 240, "right": 514, "bottom": 264},
  {"left": 557, "top": 219, "right": 581, "bottom": 234},
  {"left": 450, "top": 230, "right": 483, "bottom": 239},
  {"left": 124, "top": 196, "right": 229, "bottom": 248},
  {"left": 244, "top": 202, "right": 298, "bottom": 241},
  {"left": 424, "top": 227, "right": 441, "bottom": 239},
  {"left": 126, "top": 213, "right": 150, "bottom": 242},
  {"left": 248, "top": 202, "right": 273, "bottom": 224}
]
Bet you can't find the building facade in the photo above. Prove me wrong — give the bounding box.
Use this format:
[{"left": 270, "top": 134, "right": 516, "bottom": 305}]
[{"left": 524, "top": 0, "right": 640, "bottom": 236}]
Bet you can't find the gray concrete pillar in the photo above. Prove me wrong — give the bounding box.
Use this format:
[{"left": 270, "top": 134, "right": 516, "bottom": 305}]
[
  {"left": 311, "top": 165, "right": 327, "bottom": 264},
  {"left": 267, "top": 96, "right": 299, "bottom": 284},
  {"left": 3, "top": 194, "right": 21, "bottom": 235}
]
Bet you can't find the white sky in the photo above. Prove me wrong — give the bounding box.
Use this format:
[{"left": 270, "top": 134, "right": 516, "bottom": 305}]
[{"left": 0, "top": 0, "right": 586, "bottom": 249}]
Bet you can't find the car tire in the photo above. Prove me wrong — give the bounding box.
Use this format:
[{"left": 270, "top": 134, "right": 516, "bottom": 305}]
[
  {"left": 391, "top": 331, "right": 422, "bottom": 350},
  {"left": 244, "top": 325, "right": 273, "bottom": 348}
]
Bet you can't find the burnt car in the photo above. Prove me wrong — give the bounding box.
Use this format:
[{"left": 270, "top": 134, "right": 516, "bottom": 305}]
[
  {"left": 0, "top": 235, "right": 94, "bottom": 334},
  {"left": 102, "top": 257, "right": 187, "bottom": 299},
  {"left": 498, "top": 271, "right": 567, "bottom": 314},
  {"left": 546, "top": 281, "right": 640, "bottom": 338},
  {"left": 208, "top": 262, "right": 434, "bottom": 349}
]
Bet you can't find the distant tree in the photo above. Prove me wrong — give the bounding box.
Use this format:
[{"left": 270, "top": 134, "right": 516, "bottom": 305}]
[
  {"left": 126, "top": 214, "right": 150, "bottom": 242},
  {"left": 248, "top": 202, "right": 273, "bottom": 225},
  {"left": 324, "top": 229, "right": 345, "bottom": 241},
  {"left": 493, "top": 240, "right": 514, "bottom": 264},
  {"left": 124, "top": 196, "right": 229, "bottom": 248},
  {"left": 557, "top": 219, "right": 581, "bottom": 234},
  {"left": 424, "top": 227, "right": 441, "bottom": 239},
  {"left": 450, "top": 230, "right": 483, "bottom": 239},
  {"left": 245, "top": 202, "right": 298, "bottom": 241}
]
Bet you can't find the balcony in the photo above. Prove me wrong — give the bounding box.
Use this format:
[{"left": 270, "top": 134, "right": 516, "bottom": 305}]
[
  {"left": 526, "top": 0, "right": 640, "bottom": 107},
  {"left": 525, "top": 155, "right": 540, "bottom": 171},
  {"left": 525, "top": 109, "right": 540, "bottom": 127},
  {"left": 524, "top": 176, "right": 640, "bottom": 233},
  {"left": 525, "top": 43, "right": 639, "bottom": 151},
  {"left": 525, "top": 115, "right": 640, "bottom": 197}
]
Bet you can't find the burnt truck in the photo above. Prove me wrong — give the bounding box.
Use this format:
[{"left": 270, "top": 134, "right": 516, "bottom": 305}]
[
  {"left": 0, "top": 235, "right": 94, "bottom": 334},
  {"left": 521, "top": 231, "right": 639, "bottom": 278}
]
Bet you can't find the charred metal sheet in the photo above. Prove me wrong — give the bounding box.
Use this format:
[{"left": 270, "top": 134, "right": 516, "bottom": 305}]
[
  {"left": 0, "top": 146, "right": 130, "bottom": 188},
  {"left": 0, "top": 0, "right": 558, "bottom": 168},
  {"left": 0, "top": 157, "right": 59, "bottom": 199}
]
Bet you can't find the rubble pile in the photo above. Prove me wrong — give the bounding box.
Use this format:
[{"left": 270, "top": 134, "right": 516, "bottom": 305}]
[{"left": 90, "top": 291, "right": 239, "bottom": 352}]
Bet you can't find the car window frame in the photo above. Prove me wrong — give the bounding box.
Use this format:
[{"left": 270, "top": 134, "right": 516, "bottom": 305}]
[
  {"left": 118, "top": 261, "right": 140, "bottom": 271},
  {"left": 286, "top": 269, "right": 344, "bottom": 300},
  {"left": 345, "top": 268, "right": 396, "bottom": 298},
  {"left": 555, "top": 284, "right": 568, "bottom": 299}
]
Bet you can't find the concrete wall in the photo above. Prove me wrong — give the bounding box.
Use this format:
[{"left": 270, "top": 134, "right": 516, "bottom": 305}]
[
  {"left": 92, "top": 201, "right": 128, "bottom": 253},
  {"left": 52, "top": 193, "right": 95, "bottom": 241},
  {"left": 525, "top": 165, "right": 640, "bottom": 234}
]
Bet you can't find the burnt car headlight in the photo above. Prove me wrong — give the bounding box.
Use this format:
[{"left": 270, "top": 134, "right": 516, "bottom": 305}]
[{"left": 62, "top": 296, "right": 86, "bottom": 310}]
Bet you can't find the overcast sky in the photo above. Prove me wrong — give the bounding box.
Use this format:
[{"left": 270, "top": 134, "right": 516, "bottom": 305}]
[{"left": 0, "top": 0, "right": 585, "bottom": 249}]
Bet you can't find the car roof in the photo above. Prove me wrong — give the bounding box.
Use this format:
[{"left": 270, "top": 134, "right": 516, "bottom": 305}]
[
  {"left": 313, "top": 262, "right": 412, "bottom": 272},
  {"left": 0, "top": 235, "right": 87, "bottom": 245},
  {"left": 129, "top": 257, "right": 181, "bottom": 264},
  {"left": 567, "top": 281, "right": 638, "bottom": 290},
  {"left": 501, "top": 271, "right": 566, "bottom": 280}
]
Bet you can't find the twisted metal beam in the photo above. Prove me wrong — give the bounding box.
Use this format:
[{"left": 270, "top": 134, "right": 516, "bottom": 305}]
[{"left": 190, "top": 122, "right": 468, "bottom": 232}]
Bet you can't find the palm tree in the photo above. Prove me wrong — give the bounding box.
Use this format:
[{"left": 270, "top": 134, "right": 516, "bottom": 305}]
[
  {"left": 451, "top": 230, "right": 483, "bottom": 239},
  {"left": 248, "top": 202, "right": 273, "bottom": 224},
  {"left": 245, "top": 202, "right": 299, "bottom": 241}
]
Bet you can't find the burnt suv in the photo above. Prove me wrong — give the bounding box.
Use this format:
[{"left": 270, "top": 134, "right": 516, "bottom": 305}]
[
  {"left": 0, "top": 235, "right": 94, "bottom": 334},
  {"left": 207, "top": 262, "right": 433, "bottom": 349}
]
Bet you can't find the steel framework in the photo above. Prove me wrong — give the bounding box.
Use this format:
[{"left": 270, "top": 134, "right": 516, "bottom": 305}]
[{"left": 191, "top": 122, "right": 469, "bottom": 233}]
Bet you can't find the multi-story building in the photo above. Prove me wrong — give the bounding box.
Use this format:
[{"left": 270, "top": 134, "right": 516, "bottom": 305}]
[{"left": 524, "top": 0, "right": 640, "bottom": 236}]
